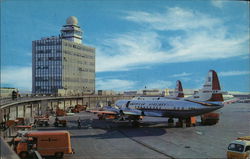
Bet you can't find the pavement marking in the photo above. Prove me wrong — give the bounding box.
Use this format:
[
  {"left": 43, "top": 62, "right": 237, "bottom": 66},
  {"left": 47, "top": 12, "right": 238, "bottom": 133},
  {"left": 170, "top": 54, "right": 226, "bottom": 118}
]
[
  {"left": 117, "top": 129, "right": 175, "bottom": 159},
  {"left": 196, "top": 131, "right": 203, "bottom": 135}
]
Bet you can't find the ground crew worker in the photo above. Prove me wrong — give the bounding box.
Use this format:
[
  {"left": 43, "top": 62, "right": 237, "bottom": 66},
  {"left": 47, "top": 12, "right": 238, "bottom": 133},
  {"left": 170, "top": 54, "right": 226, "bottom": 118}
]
[
  {"left": 54, "top": 116, "right": 59, "bottom": 127},
  {"left": 77, "top": 117, "right": 81, "bottom": 128}
]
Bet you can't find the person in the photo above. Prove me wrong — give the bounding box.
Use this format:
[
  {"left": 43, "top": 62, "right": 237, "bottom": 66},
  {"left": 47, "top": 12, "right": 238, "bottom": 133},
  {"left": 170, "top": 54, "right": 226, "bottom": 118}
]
[
  {"left": 54, "top": 116, "right": 59, "bottom": 127},
  {"left": 33, "top": 119, "right": 37, "bottom": 128},
  {"left": 77, "top": 117, "right": 81, "bottom": 128}
]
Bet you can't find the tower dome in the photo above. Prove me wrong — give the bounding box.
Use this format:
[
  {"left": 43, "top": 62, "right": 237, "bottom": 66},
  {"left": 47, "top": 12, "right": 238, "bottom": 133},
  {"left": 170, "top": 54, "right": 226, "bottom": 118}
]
[
  {"left": 61, "top": 16, "right": 83, "bottom": 44},
  {"left": 66, "top": 16, "right": 78, "bottom": 25}
]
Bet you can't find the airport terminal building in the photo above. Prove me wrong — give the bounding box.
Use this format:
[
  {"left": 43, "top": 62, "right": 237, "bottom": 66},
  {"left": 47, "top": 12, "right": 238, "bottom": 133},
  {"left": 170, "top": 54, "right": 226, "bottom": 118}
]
[{"left": 32, "top": 16, "right": 95, "bottom": 95}]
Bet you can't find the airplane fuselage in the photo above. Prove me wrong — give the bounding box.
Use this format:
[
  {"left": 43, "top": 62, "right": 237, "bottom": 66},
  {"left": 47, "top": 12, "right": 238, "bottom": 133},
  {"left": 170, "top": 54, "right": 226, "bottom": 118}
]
[{"left": 115, "top": 99, "right": 223, "bottom": 119}]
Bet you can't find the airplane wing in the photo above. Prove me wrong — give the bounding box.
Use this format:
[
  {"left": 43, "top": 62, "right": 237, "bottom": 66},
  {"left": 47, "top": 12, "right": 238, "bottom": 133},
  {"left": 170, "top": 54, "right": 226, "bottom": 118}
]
[
  {"left": 122, "top": 108, "right": 163, "bottom": 117},
  {"left": 88, "top": 106, "right": 120, "bottom": 115},
  {"left": 122, "top": 109, "right": 142, "bottom": 116},
  {"left": 90, "top": 110, "right": 118, "bottom": 115}
]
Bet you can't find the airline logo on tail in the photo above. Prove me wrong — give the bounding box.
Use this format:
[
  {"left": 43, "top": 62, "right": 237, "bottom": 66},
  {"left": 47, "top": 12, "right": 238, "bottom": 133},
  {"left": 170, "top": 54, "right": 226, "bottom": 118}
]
[
  {"left": 187, "top": 70, "right": 224, "bottom": 102},
  {"left": 175, "top": 80, "right": 184, "bottom": 98},
  {"left": 207, "top": 70, "right": 224, "bottom": 101}
]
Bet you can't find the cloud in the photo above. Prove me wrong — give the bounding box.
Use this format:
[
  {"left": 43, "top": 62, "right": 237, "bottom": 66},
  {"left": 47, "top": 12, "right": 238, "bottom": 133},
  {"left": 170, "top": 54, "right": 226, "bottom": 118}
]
[
  {"left": 211, "top": 0, "right": 225, "bottom": 8},
  {"left": 219, "top": 71, "right": 250, "bottom": 77},
  {"left": 170, "top": 72, "right": 192, "bottom": 78},
  {"left": 96, "top": 32, "right": 163, "bottom": 72},
  {"left": 124, "top": 7, "right": 222, "bottom": 31},
  {"left": 96, "top": 78, "right": 137, "bottom": 91},
  {"left": 146, "top": 80, "right": 173, "bottom": 89},
  {"left": 96, "top": 7, "right": 248, "bottom": 72},
  {"left": 1, "top": 66, "right": 32, "bottom": 91}
]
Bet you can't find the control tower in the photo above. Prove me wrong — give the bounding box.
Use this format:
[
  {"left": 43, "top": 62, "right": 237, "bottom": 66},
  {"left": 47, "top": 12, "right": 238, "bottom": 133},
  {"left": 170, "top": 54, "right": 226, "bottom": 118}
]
[
  {"left": 32, "top": 16, "right": 95, "bottom": 95},
  {"left": 61, "top": 16, "right": 83, "bottom": 44}
]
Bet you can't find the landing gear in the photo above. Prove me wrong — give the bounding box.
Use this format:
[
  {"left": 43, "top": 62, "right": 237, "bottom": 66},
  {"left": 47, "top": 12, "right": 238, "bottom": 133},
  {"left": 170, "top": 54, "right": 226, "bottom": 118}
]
[
  {"left": 176, "top": 118, "right": 184, "bottom": 127},
  {"left": 168, "top": 118, "right": 174, "bottom": 127},
  {"left": 55, "top": 152, "right": 64, "bottom": 158},
  {"left": 19, "top": 151, "right": 28, "bottom": 159},
  {"left": 168, "top": 118, "right": 174, "bottom": 123},
  {"left": 186, "top": 117, "right": 196, "bottom": 127},
  {"left": 128, "top": 116, "right": 140, "bottom": 127}
]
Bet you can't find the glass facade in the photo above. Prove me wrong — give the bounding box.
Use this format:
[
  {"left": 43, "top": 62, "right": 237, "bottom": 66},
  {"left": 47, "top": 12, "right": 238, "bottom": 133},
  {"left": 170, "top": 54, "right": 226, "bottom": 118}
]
[
  {"left": 32, "top": 37, "right": 95, "bottom": 95},
  {"left": 32, "top": 16, "right": 95, "bottom": 95},
  {"left": 32, "top": 37, "right": 63, "bottom": 94}
]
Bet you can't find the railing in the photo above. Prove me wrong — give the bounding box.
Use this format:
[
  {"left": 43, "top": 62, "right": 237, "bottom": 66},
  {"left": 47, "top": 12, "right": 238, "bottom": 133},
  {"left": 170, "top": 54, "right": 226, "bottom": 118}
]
[
  {"left": 0, "top": 95, "right": 51, "bottom": 106},
  {"left": 0, "top": 95, "right": 135, "bottom": 108}
]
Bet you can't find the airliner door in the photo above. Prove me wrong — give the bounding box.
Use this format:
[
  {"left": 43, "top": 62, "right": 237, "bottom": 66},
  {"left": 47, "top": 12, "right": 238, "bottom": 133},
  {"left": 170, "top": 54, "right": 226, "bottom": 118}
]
[{"left": 126, "top": 101, "right": 130, "bottom": 108}]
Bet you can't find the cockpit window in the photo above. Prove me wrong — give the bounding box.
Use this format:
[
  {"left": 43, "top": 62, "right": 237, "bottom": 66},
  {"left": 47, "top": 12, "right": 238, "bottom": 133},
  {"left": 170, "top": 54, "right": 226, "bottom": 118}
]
[
  {"left": 228, "top": 143, "right": 244, "bottom": 152},
  {"left": 245, "top": 146, "right": 250, "bottom": 152}
]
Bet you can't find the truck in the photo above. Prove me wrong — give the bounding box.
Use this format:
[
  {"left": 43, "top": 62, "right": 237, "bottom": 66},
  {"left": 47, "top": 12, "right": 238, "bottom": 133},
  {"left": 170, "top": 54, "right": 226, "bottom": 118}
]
[
  {"left": 14, "top": 131, "right": 74, "bottom": 158},
  {"left": 54, "top": 117, "right": 67, "bottom": 127},
  {"left": 201, "top": 112, "right": 219, "bottom": 125},
  {"left": 56, "top": 108, "right": 66, "bottom": 116},
  {"left": 227, "top": 136, "right": 250, "bottom": 159},
  {"left": 69, "top": 104, "right": 88, "bottom": 113}
]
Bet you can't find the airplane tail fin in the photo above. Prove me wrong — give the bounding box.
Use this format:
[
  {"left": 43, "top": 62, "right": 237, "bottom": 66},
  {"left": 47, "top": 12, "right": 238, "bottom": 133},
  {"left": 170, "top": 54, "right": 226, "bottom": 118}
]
[
  {"left": 175, "top": 80, "right": 184, "bottom": 98},
  {"left": 201, "top": 70, "right": 224, "bottom": 102}
]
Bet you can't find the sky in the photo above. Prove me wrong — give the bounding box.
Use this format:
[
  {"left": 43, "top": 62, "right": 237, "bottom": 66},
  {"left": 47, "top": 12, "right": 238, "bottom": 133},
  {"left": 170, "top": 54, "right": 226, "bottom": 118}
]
[{"left": 1, "top": 0, "right": 249, "bottom": 92}]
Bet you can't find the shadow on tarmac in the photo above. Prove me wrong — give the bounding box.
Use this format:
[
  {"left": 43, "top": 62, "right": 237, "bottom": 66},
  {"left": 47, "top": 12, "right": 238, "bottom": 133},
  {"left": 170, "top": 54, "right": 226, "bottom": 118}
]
[{"left": 70, "top": 127, "right": 167, "bottom": 139}]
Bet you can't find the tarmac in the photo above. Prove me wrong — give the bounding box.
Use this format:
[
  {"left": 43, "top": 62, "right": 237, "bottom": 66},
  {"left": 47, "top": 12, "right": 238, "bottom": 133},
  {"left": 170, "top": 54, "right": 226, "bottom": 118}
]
[{"left": 36, "top": 103, "right": 250, "bottom": 159}]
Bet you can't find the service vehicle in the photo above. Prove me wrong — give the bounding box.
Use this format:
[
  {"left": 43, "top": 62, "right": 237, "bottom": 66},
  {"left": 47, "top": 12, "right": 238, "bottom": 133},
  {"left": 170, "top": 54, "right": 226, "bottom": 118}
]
[
  {"left": 201, "top": 112, "right": 219, "bottom": 125},
  {"left": 14, "top": 131, "right": 74, "bottom": 158},
  {"left": 56, "top": 108, "right": 66, "bottom": 116},
  {"left": 69, "top": 104, "right": 87, "bottom": 113},
  {"left": 35, "top": 117, "right": 49, "bottom": 127},
  {"left": 54, "top": 117, "right": 67, "bottom": 127},
  {"left": 227, "top": 136, "right": 250, "bottom": 159}
]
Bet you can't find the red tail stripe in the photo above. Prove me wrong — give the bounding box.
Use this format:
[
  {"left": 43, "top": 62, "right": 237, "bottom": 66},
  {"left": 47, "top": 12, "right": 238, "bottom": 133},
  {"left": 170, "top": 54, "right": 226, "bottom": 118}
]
[
  {"left": 211, "top": 70, "right": 221, "bottom": 90},
  {"left": 177, "top": 80, "right": 183, "bottom": 91}
]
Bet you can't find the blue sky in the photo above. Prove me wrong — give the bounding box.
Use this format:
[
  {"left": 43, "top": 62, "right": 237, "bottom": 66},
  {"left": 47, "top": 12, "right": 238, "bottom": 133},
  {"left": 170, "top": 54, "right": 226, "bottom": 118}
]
[{"left": 1, "top": 0, "right": 249, "bottom": 92}]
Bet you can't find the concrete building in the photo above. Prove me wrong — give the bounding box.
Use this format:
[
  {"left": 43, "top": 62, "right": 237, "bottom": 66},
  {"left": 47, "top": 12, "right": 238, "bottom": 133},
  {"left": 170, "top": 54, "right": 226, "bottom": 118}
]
[
  {"left": 32, "top": 16, "right": 95, "bottom": 95},
  {"left": 0, "top": 88, "right": 17, "bottom": 98},
  {"left": 142, "top": 89, "right": 163, "bottom": 96},
  {"left": 97, "top": 90, "right": 116, "bottom": 96},
  {"left": 123, "top": 91, "right": 138, "bottom": 96}
]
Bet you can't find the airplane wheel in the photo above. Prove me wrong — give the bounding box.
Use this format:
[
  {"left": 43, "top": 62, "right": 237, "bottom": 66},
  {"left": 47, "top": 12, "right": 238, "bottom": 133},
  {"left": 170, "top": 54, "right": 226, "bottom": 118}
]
[
  {"left": 54, "top": 122, "right": 58, "bottom": 127},
  {"left": 55, "top": 152, "right": 64, "bottom": 158},
  {"left": 168, "top": 118, "right": 174, "bottom": 123},
  {"left": 19, "top": 151, "right": 28, "bottom": 159},
  {"left": 98, "top": 116, "right": 103, "bottom": 120}
]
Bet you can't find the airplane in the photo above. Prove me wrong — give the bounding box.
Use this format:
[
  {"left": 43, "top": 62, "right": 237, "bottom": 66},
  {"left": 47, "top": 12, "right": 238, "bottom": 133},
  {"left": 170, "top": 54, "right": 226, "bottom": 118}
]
[
  {"left": 132, "top": 80, "right": 184, "bottom": 101},
  {"left": 90, "top": 70, "right": 225, "bottom": 126}
]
